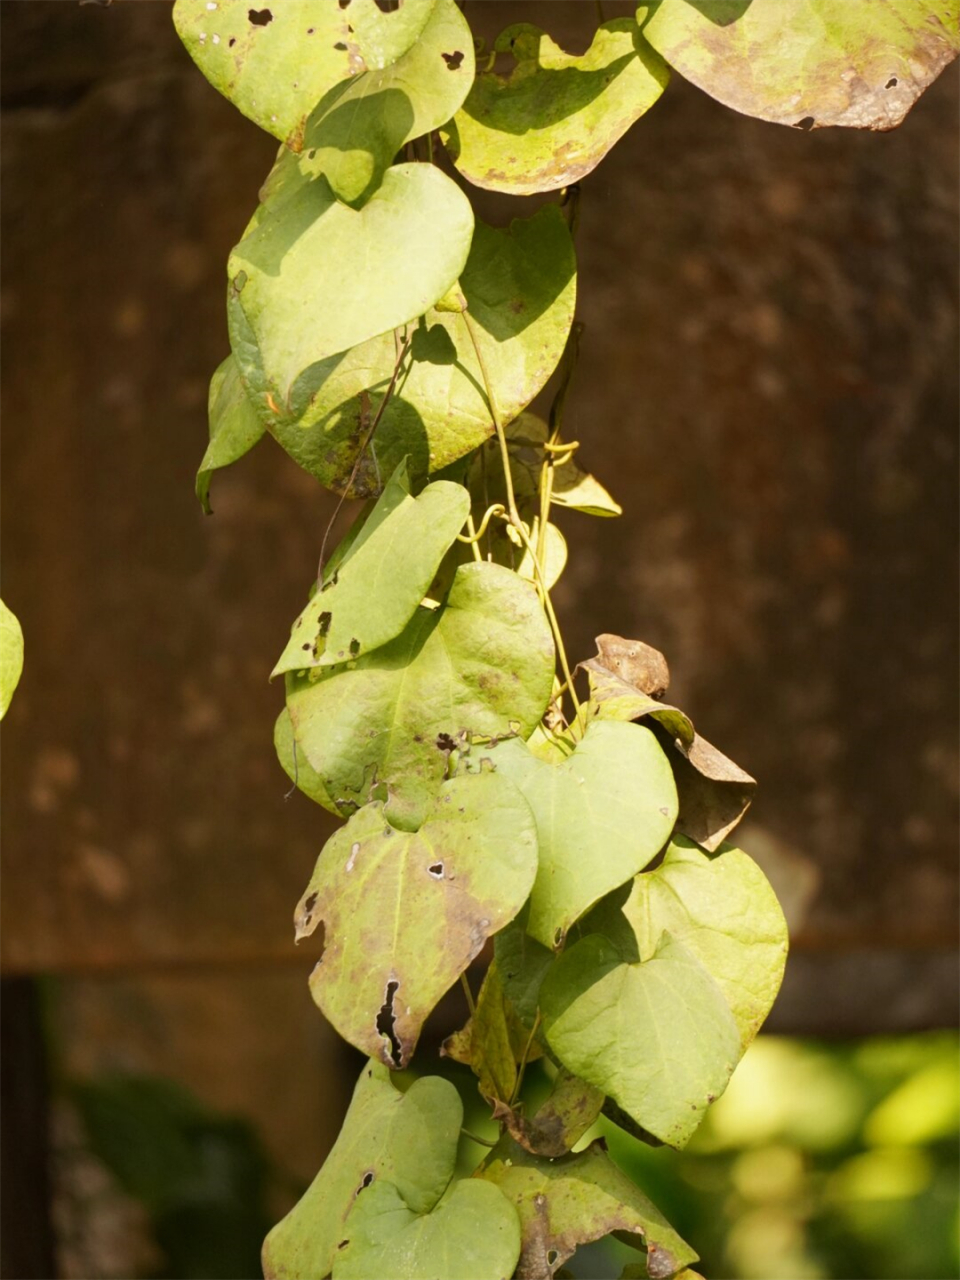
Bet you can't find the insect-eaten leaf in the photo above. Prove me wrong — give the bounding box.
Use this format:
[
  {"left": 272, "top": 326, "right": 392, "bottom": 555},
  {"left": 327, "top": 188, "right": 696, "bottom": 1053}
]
[
  {"left": 483, "top": 719, "right": 678, "bottom": 950},
  {"left": 264, "top": 1060, "right": 522, "bottom": 1280},
  {"left": 262, "top": 0, "right": 474, "bottom": 208},
  {"left": 446, "top": 19, "right": 669, "bottom": 194},
  {"left": 285, "top": 560, "right": 555, "bottom": 830},
  {"left": 196, "top": 355, "right": 266, "bottom": 514},
  {"left": 477, "top": 1136, "right": 698, "bottom": 1279},
  {"left": 507, "top": 1068, "right": 605, "bottom": 1161},
  {"left": 0, "top": 599, "right": 24, "bottom": 720},
  {"left": 637, "top": 0, "right": 960, "bottom": 131},
  {"left": 228, "top": 161, "right": 473, "bottom": 406},
  {"left": 540, "top": 931, "right": 741, "bottom": 1149},
  {"left": 579, "top": 633, "right": 754, "bottom": 849},
  {"left": 295, "top": 771, "right": 538, "bottom": 1067},
  {"left": 235, "top": 205, "right": 575, "bottom": 498},
  {"left": 172, "top": 0, "right": 437, "bottom": 148},
  {"left": 585, "top": 836, "right": 788, "bottom": 1052},
  {"left": 272, "top": 461, "right": 469, "bottom": 676}
]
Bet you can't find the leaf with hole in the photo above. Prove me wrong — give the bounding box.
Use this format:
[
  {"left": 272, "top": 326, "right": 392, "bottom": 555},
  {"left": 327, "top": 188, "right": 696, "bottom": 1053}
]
[
  {"left": 447, "top": 19, "right": 669, "bottom": 194},
  {"left": 586, "top": 836, "right": 788, "bottom": 1051},
  {"left": 272, "top": 462, "right": 469, "bottom": 676},
  {"left": 285, "top": 560, "right": 555, "bottom": 829},
  {"left": 486, "top": 719, "right": 678, "bottom": 949},
  {"left": 196, "top": 355, "right": 265, "bottom": 515},
  {"left": 294, "top": 771, "right": 538, "bottom": 1067},
  {"left": 638, "top": 0, "right": 960, "bottom": 131},
  {"left": 335, "top": 1175, "right": 520, "bottom": 1280},
  {"left": 0, "top": 600, "right": 23, "bottom": 721},
  {"left": 263, "top": 1063, "right": 463, "bottom": 1280},
  {"left": 478, "top": 1137, "right": 698, "bottom": 1279},
  {"left": 262, "top": 0, "right": 474, "bottom": 207},
  {"left": 238, "top": 206, "right": 575, "bottom": 497},
  {"left": 172, "top": 0, "right": 437, "bottom": 148},
  {"left": 228, "top": 162, "right": 473, "bottom": 404},
  {"left": 540, "top": 931, "right": 741, "bottom": 1148}
]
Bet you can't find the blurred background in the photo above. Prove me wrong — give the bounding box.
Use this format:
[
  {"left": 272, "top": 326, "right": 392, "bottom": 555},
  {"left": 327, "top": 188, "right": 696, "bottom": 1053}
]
[{"left": 1, "top": 2, "right": 957, "bottom": 1277}]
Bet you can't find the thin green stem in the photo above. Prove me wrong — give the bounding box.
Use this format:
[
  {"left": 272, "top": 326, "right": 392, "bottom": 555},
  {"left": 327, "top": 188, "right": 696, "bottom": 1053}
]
[
  {"left": 510, "top": 1010, "right": 542, "bottom": 1106},
  {"left": 460, "top": 971, "right": 476, "bottom": 1017},
  {"left": 461, "top": 1128, "right": 496, "bottom": 1148}
]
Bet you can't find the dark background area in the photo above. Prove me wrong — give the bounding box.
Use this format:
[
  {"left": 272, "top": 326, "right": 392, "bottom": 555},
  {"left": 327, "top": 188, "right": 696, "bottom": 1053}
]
[{"left": 1, "top": 2, "right": 957, "bottom": 1277}]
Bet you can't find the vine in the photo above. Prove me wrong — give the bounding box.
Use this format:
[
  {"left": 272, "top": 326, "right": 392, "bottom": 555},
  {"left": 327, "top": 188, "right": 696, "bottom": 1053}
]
[{"left": 172, "top": 2, "right": 957, "bottom": 1277}]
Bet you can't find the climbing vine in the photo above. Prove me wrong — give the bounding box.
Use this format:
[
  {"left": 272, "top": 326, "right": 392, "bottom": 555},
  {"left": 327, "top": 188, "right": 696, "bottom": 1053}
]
[{"left": 172, "top": 2, "right": 958, "bottom": 1277}]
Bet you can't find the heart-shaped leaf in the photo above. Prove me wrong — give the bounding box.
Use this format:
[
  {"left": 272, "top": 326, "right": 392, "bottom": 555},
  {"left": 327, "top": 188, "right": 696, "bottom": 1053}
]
[
  {"left": 196, "top": 355, "right": 265, "bottom": 515},
  {"left": 335, "top": 1176, "right": 521, "bottom": 1280},
  {"left": 587, "top": 836, "right": 788, "bottom": 1051},
  {"left": 487, "top": 720, "right": 678, "bottom": 949},
  {"left": 173, "top": 0, "right": 437, "bottom": 148},
  {"left": 295, "top": 771, "right": 538, "bottom": 1066},
  {"left": 447, "top": 20, "right": 669, "bottom": 194},
  {"left": 243, "top": 206, "right": 575, "bottom": 496},
  {"left": 494, "top": 912, "right": 556, "bottom": 1031},
  {"left": 263, "top": 1063, "right": 462, "bottom": 1280},
  {"left": 478, "top": 1137, "right": 698, "bottom": 1280},
  {"left": 263, "top": 0, "right": 474, "bottom": 207},
  {"left": 540, "top": 932, "right": 741, "bottom": 1148},
  {"left": 272, "top": 463, "right": 469, "bottom": 675},
  {"left": 0, "top": 600, "right": 24, "bottom": 721},
  {"left": 638, "top": 0, "right": 960, "bottom": 131},
  {"left": 286, "top": 561, "right": 555, "bottom": 829},
  {"left": 228, "top": 162, "right": 474, "bottom": 403}
]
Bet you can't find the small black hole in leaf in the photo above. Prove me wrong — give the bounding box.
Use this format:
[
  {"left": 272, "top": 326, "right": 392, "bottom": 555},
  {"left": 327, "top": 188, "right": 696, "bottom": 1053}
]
[
  {"left": 376, "top": 979, "right": 403, "bottom": 1067},
  {"left": 355, "top": 1171, "right": 374, "bottom": 1196},
  {"left": 304, "top": 892, "right": 318, "bottom": 914},
  {"left": 374, "top": 0, "right": 400, "bottom": 11},
  {"left": 338, "top": 1240, "right": 349, "bottom": 1250},
  {"left": 795, "top": 115, "right": 815, "bottom": 130},
  {"left": 248, "top": 8, "right": 273, "bottom": 26},
  {"left": 435, "top": 732, "right": 457, "bottom": 754},
  {"left": 349, "top": 638, "right": 360, "bottom": 656},
  {"left": 301, "top": 642, "right": 311, "bottom": 651},
  {"left": 317, "top": 611, "right": 332, "bottom": 636},
  {"left": 441, "top": 50, "right": 464, "bottom": 70},
  {"left": 338, "top": 0, "right": 350, "bottom": 7},
  {"left": 547, "top": 1250, "right": 559, "bottom": 1266},
  {"left": 228, "top": 36, "right": 236, "bottom": 46},
  {"left": 428, "top": 862, "right": 444, "bottom": 878},
  {"left": 334, "top": 41, "right": 348, "bottom": 50},
  {"left": 886, "top": 76, "right": 898, "bottom": 88}
]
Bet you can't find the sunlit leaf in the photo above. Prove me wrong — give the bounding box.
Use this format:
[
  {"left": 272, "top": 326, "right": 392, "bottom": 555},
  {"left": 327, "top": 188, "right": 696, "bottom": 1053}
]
[
  {"left": 504, "top": 1068, "right": 605, "bottom": 1160},
  {"left": 638, "top": 0, "right": 960, "bottom": 131},
  {"left": 447, "top": 20, "right": 669, "bottom": 194},
  {"left": 294, "top": 771, "right": 538, "bottom": 1066},
  {"left": 241, "top": 206, "right": 575, "bottom": 496},
  {"left": 335, "top": 1175, "right": 520, "bottom": 1280},
  {"left": 173, "top": 0, "right": 437, "bottom": 148},
  {"left": 196, "top": 355, "right": 265, "bottom": 514},
  {"left": 579, "top": 634, "right": 693, "bottom": 747},
  {"left": 263, "top": 1063, "right": 462, "bottom": 1279},
  {"left": 585, "top": 836, "right": 788, "bottom": 1051},
  {"left": 0, "top": 599, "right": 24, "bottom": 720},
  {"left": 272, "top": 462, "right": 469, "bottom": 675},
  {"left": 228, "top": 162, "right": 473, "bottom": 403},
  {"left": 478, "top": 1137, "right": 698, "bottom": 1279},
  {"left": 486, "top": 720, "right": 677, "bottom": 949},
  {"left": 286, "top": 561, "right": 555, "bottom": 829},
  {"left": 263, "top": 0, "right": 474, "bottom": 207},
  {"left": 540, "top": 931, "right": 741, "bottom": 1148},
  {"left": 273, "top": 708, "right": 333, "bottom": 810}
]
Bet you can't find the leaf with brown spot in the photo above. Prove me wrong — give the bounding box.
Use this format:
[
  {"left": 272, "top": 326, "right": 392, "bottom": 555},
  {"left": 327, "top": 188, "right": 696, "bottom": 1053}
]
[
  {"left": 505, "top": 1069, "right": 605, "bottom": 1160},
  {"left": 583, "top": 634, "right": 670, "bottom": 699},
  {"left": 669, "top": 730, "right": 756, "bottom": 852},
  {"left": 477, "top": 1137, "right": 698, "bottom": 1279},
  {"left": 295, "top": 771, "right": 538, "bottom": 1067},
  {"left": 447, "top": 20, "right": 669, "bottom": 195},
  {"left": 442, "top": 961, "right": 542, "bottom": 1106},
  {"left": 638, "top": 0, "right": 960, "bottom": 132}
]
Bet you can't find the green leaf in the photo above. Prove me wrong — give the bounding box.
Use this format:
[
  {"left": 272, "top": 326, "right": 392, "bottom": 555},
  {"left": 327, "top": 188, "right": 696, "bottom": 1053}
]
[
  {"left": 442, "top": 962, "right": 544, "bottom": 1107},
  {"left": 335, "top": 1176, "right": 521, "bottom": 1280},
  {"left": 294, "top": 771, "right": 538, "bottom": 1066},
  {"left": 486, "top": 720, "right": 678, "bottom": 949},
  {"left": 273, "top": 708, "right": 333, "bottom": 810},
  {"left": 286, "top": 561, "right": 555, "bottom": 829},
  {"left": 272, "top": 463, "right": 469, "bottom": 675},
  {"left": 540, "top": 931, "right": 741, "bottom": 1148},
  {"left": 240, "top": 206, "right": 576, "bottom": 497},
  {"left": 494, "top": 913, "right": 556, "bottom": 1031},
  {"left": 478, "top": 1137, "right": 698, "bottom": 1279},
  {"left": 638, "top": 0, "right": 960, "bottom": 131},
  {"left": 504, "top": 1068, "right": 605, "bottom": 1160},
  {"left": 588, "top": 836, "right": 788, "bottom": 1051},
  {"left": 263, "top": 0, "right": 474, "bottom": 207},
  {"left": 172, "top": 0, "right": 437, "bottom": 148},
  {"left": 447, "top": 19, "right": 669, "bottom": 195},
  {"left": 228, "top": 162, "right": 474, "bottom": 404},
  {"left": 0, "top": 600, "right": 24, "bottom": 720},
  {"left": 196, "top": 355, "right": 265, "bottom": 514},
  {"left": 552, "top": 461, "right": 622, "bottom": 518},
  {"left": 263, "top": 1063, "right": 465, "bottom": 1280}
]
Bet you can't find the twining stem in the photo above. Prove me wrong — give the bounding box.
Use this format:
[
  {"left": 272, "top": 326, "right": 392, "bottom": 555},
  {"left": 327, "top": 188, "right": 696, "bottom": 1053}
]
[
  {"left": 510, "top": 1009, "right": 542, "bottom": 1107},
  {"left": 461, "top": 510, "right": 484, "bottom": 563},
  {"left": 461, "top": 1128, "right": 497, "bottom": 1148},
  {"left": 317, "top": 333, "right": 412, "bottom": 585},
  {"left": 462, "top": 311, "right": 582, "bottom": 717}
]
